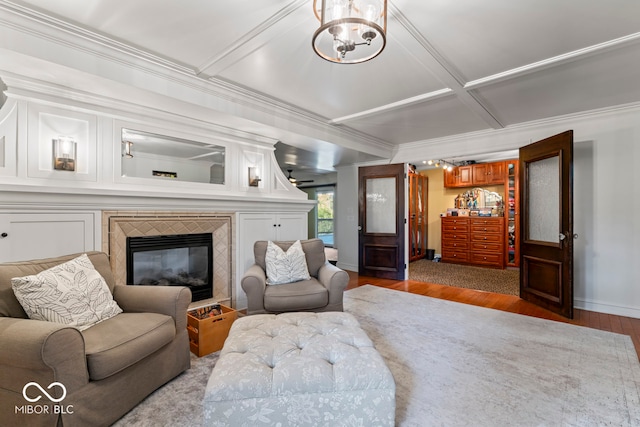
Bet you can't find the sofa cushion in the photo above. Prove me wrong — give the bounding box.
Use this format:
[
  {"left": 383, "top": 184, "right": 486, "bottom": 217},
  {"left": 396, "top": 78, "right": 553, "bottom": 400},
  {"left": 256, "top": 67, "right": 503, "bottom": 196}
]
[
  {"left": 11, "top": 254, "right": 122, "bottom": 330},
  {"left": 255, "top": 239, "right": 326, "bottom": 278},
  {"left": 264, "top": 279, "right": 328, "bottom": 312},
  {"left": 265, "top": 240, "right": 311, "bottom": 285},
  {"left": 82, "top": 312, "right": 176, "bottom": 380}
]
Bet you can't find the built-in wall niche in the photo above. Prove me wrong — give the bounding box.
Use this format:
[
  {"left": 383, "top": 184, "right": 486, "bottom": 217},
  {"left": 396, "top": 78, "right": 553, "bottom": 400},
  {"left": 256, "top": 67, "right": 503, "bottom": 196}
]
[
  {"left": 120, "top": 128, "right": 226, "bottom": 185},
  {"left": 242, "top": 150, "right": 264, "bottom": 189},
  {"left": 0, "top": 98, "right": 17, "bottom": 177},
  {"left": 27, "top": 104, "right": 97, "bottom": 182}
]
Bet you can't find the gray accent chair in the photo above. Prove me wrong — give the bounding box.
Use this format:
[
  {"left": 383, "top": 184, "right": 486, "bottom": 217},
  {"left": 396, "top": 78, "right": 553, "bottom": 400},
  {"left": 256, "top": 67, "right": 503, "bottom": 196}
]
[
  {"left": 0, "top": 251, "right": 191, "bottom": 427},
  {"left": 241, "top": 239, "right": 349, "bottom": 315}
]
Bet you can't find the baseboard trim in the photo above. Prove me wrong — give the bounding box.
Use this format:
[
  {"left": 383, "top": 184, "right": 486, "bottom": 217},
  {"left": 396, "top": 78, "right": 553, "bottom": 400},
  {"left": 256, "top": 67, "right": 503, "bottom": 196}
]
[
  {"left": 575, "top": 298, "right": 640, "bottom": 319},
  {"left": 337, "top": 262, "right": 358, "bottom": 272}
]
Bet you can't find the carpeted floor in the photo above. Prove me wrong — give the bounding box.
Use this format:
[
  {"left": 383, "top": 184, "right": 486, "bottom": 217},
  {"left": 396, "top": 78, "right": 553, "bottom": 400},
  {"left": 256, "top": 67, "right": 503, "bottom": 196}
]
[
  {"left": 410, "top": 258, "right": 519, "bottom": 295},
  {"left": 114, "top": 286, "right": 640, "bottom": 426}
]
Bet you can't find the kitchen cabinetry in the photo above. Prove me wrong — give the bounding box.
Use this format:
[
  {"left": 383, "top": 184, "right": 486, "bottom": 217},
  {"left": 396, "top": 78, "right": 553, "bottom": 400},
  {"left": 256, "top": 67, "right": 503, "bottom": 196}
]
[
  {"left": 408, "top": 172, "right": 428, "bottom": 262},
  {"left": 441, "top": 216, "right": 505, "bottom": 268},
  {"left": 444, "top": 161, "right": 505, "bottom": 188}
]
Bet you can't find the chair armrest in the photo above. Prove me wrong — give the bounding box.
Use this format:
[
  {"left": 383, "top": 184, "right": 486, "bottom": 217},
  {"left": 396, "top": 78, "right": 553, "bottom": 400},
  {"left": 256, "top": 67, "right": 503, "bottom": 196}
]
[
  {"left": 0, "top": 317, "right": 88, "bottom": 393},
  {"left": 112, "top": 285, "right": 191, "bottom": 332},
  {"left": 317, "top": 262, "right": 349, "bottom": 306},
  {"left": 241, "top": 264, "right": 267, "bottom": 314}
]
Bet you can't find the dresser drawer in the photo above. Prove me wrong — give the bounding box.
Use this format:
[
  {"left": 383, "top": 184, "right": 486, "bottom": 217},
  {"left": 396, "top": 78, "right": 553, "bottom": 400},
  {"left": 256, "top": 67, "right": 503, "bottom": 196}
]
[
  {"left": 469, "top": 252, "right": 503, "bottom": 266},
  {"left": 442, "top": 240, "right": 469, "bottom": 250},
  {"left": 471, "top": 224, "right": 503, "bottom": 234},
  {"left": 471, "top": 242, "right": 502, "bottom": 252},
  {"left": 442, "top": 249, "right": 469, "bottom": 262},
  {"left": 443, "top": 224, "right": 469, "bottom": 233},
  {"left": 442, "top": 217, "right": 469, "bottom": 226},
  {"left": 442, "top": 232, "right": 469, "bottom": 241},
  {"left": 470, "top": 218, "right": 503, "bottom": 226},
  {"left": 471, "top": 233, "right": 502, "bottom": 243}
]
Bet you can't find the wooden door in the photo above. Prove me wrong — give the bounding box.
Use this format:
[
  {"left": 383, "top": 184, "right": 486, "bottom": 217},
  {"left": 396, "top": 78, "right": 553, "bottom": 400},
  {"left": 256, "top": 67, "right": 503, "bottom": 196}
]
[
  {"left": 358, "top": 163, "right": 406, "bottom": 279},
  {"left": 519, "top": 131, "right": 574, "bottom": 318}
]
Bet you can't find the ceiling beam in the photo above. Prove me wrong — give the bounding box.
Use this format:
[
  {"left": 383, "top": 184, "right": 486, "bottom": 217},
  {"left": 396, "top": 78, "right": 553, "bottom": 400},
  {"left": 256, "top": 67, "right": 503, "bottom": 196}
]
[
  {"left": 384, "top": 2, "right": 505, "bottom": 130},
  {"left": 197, "top": 0, "right": 309, "bottom": 77},
  {"left": 464, "top": 31, "right": 640, "bottom": 90},
  {"left": 330, "top": 88, "right": 454, "bottom": 124}
]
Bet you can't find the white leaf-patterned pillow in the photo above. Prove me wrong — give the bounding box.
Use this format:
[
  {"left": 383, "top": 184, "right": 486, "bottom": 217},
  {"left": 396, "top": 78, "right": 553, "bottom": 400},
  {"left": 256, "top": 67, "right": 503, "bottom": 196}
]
[
  {"left": 11, "top": 254, "right": 123, "bottom": 330},
  {"left": 265, "top": 240, "right": 311, "bottom": 285}
]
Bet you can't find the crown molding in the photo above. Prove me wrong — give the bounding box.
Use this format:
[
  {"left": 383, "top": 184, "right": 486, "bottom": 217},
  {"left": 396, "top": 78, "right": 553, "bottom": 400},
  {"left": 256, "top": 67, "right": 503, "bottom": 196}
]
[{"left": 0, "top": 72, "right": 280, "bottom": 147}]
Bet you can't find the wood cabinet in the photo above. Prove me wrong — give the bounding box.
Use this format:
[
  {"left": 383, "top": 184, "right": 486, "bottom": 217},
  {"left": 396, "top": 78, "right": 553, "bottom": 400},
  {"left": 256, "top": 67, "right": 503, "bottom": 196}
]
[
  {"left": 505, "top": 160, "right": 520, "bottom": 267},
  {"left": 444, "top": 161, "right": 506, "bottom": 188},
  {"left": 441, "top": 216, "right": 505, "bottom": 268},
  {"left": 441, "top": 217, "right": 470, "bottom": 263},
  {"left": 408, "top": 172, "right": 428, "bottom": 262}
]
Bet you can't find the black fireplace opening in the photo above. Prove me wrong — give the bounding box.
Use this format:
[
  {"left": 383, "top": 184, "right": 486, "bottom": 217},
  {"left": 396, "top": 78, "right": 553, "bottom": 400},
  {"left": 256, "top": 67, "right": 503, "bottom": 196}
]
[{"left": 126, "top": 233, "right": 213, "bottom": 302}]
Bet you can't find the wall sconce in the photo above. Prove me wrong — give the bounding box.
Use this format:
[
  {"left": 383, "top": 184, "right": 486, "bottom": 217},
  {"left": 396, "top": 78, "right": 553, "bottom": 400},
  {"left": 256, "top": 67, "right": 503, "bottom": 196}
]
[
  {"left": 123, "top": 141, "right": 134, "bottom": 158},
  {"left": 248, "top": 167, "right": 261, "bottom": 187},
  {"left": 52, "top": 136, "right": 76, "bottom": 171}
]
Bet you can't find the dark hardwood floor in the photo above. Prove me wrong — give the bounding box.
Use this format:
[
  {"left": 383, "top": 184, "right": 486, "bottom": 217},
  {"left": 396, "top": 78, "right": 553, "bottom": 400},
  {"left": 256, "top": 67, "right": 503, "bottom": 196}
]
[{"left": 346, "top": 271, "right": 640, "bottom": 360}]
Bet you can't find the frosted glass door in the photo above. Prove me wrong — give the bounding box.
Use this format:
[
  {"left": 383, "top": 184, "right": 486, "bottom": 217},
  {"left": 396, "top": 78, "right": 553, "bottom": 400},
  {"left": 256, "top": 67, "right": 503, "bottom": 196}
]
[
  {"left": 365, "top": 177, "right": 396, "bottom": 234},
  {"left": 527, "top": 156, "right": 560, "bottom": 243}
]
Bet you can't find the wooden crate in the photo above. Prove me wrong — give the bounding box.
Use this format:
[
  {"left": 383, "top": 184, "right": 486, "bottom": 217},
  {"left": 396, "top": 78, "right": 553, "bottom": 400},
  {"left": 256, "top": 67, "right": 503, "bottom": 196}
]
[{"left": 187, "top": 304, "right": 237, "bottom": 357}]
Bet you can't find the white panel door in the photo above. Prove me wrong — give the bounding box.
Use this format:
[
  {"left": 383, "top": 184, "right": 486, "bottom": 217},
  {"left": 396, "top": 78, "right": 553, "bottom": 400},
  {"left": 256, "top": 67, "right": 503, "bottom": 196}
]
[{"left": 0, "top": 213, "right": 96, "bottom": 262}]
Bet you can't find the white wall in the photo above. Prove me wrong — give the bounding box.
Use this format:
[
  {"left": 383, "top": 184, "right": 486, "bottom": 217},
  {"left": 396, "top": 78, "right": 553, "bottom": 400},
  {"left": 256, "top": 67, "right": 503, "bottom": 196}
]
[
  {"left": 336, "top": 104, "right": 640, "bottom": 318},
  {"left": 335, "top": 164, "right": 359, "bottom": 272}
]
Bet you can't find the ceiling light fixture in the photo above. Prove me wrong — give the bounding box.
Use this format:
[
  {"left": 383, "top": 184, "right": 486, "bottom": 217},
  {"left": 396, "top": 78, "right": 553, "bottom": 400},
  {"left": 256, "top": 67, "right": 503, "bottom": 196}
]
[
  {"left": 312, "top": 0, "right": 387, "bottom": 64},
  {"left": 425, "top": 159, "right": 459, "bottom": 172}
]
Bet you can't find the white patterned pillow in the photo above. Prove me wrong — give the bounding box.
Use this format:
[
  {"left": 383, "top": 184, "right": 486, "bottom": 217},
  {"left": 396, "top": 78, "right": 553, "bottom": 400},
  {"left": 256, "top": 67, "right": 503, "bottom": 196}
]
[
  {"left": 265, "top": 240, "right": 311, "bottom": 285},
  {"left": 11, "top": 254, "right": 123, "bottom": 330}
]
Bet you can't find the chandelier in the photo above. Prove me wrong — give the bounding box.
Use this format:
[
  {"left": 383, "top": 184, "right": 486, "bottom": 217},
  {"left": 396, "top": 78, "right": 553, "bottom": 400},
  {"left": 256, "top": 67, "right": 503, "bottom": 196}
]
[{"left": 312, "top": 0, "right": 387, "bottom": 64}]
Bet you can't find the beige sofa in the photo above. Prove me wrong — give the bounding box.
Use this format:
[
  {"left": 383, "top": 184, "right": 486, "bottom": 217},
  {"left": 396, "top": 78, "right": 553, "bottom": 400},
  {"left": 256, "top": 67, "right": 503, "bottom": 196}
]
[
  {"left": 241, "top": 239, "right": 349, "bottom": 315},
  {"left": 0, "top": 251, "right": 191, "bottom": 427}
]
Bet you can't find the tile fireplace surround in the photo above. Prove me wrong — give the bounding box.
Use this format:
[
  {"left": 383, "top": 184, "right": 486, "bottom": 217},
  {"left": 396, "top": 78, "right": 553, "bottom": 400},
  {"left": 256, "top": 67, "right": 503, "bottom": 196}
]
[{"left": 102, "top": 211, "right": 234, "bottom": 306}]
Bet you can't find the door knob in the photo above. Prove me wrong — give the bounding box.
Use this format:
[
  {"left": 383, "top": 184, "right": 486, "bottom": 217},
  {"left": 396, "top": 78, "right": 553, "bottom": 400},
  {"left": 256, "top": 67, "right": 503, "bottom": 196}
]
[
  {"left": 0, "top": 232, "right": 7, "bottom": 238},
  {"left": 558, "top": 233, "right": 566, "bottom": 241}
]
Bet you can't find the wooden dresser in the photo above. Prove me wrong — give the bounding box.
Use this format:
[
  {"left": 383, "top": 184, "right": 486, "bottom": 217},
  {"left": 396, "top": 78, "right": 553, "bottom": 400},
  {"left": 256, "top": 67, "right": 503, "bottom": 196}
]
[{"left": 441, "top": 216, "right": 505, "bottom": 269}]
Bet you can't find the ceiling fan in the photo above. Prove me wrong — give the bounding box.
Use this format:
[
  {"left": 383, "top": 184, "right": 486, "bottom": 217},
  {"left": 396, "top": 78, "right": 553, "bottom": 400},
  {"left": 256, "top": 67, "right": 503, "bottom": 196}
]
[{"left": 286, "top": 169, "right": 314, "bottom": 186}]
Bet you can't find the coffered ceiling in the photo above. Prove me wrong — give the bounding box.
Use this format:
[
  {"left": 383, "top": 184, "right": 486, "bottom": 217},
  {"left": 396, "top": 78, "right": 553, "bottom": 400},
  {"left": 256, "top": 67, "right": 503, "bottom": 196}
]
[{"left": 1, "top": 0, "right": 639, "bottom": 176}]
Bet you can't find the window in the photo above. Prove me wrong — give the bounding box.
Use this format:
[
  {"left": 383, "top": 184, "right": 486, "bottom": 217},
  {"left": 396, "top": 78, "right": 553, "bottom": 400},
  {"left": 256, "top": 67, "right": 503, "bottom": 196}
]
[{"left": 316, "top": 189, "right": 334, "bottom": 247}]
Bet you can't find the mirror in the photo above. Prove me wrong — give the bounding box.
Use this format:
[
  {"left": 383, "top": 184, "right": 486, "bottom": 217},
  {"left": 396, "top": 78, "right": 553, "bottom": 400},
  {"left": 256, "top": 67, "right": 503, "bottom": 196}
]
[
  {"left": 121, "top": 128, "right": 225, "bottom": 184},
  {"left": 455, "top": 187, "right": 503, "bottom": 210}
]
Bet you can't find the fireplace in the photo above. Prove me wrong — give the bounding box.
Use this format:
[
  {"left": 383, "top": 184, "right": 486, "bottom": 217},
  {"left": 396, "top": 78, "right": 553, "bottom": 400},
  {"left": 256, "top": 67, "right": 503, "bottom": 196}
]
[{"left": 126, "top": 233, "right": 213, "bottom": 302}]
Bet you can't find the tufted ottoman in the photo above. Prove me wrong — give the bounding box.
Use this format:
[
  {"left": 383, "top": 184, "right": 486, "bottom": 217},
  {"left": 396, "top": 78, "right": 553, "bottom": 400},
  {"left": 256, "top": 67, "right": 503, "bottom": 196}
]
[{"left": 203, "top": 312, "right": 395, "bottom": 426}]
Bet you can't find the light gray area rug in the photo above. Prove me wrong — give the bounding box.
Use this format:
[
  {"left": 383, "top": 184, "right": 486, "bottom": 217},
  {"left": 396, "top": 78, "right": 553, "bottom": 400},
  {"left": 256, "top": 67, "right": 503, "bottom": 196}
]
[
  {"left": 347, "top": 285, "right": 640, "bottom": 426},
  {"left": 114, "top": 286, "right": 640, "bottom": 426}
]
